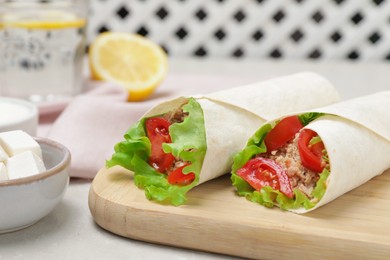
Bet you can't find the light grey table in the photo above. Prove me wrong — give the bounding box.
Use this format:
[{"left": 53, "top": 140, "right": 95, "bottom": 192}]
[{"left": 1, "top": 58, "right": 389, "bottom": 259}]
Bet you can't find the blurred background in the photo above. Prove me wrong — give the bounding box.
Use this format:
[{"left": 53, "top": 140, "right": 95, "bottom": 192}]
[
  {"left": 88, "top": 0, "right": 390, "bottom": 61},
  {"left": 1, "top": 0, "right": 389, "bottom": 103}
]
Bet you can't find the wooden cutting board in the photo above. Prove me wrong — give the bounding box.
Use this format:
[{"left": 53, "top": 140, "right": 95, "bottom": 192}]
[{"left": 89, "top": 166, "right": 390, "bottom": 259}]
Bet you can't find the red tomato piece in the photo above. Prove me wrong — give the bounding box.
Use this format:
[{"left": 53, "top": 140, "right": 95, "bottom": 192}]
[
  {"left": 236, "top": 157, "right": 294, "bottom": 198},
  {"left": 298, "top": 129, "right": 325, "bottom": 173},
  {"left": 145, "top": 117, "right": 175, "bottom": 173},
  {"left": 264, "top": 115, "right": 303, "bottom": 152},
  {"left": 167, "top": 164, "right": 195, "bottom": 186}
]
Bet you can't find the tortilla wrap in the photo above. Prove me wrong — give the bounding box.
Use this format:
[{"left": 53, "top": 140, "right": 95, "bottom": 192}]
[
  {"left": 232, "top": 91, "right": 390, "bottom": 213},
  {"left": 298, "top": 91, "right": 390, "bottom": 213},
  {"left": 108, "top": 72, "right": 340, "bottom": 205}
]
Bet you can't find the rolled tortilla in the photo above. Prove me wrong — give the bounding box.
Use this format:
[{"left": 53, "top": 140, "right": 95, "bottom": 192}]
[
  {"left": 107, "top": 72, "right": 340, "bottom": 205},
  {"left": 231, "top": 91, "right": 390, "bottom": 213}
]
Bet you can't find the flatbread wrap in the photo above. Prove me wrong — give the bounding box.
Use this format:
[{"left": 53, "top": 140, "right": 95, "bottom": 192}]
[
  {"left": 106, "top": 72, "right": 340, "bottom": 205},
  {"left": 231, "top": 91, "right": 390, "bottom": 213}
]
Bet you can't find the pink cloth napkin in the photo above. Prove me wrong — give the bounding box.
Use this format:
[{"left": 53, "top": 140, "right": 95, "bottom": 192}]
[{"left": 42, "top": 74, "right": 258, "bottom": 179}]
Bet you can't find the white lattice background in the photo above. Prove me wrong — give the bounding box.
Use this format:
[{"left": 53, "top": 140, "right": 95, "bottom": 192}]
[{"left": 89, "top": 0, "right": 390, "bottom": 61}]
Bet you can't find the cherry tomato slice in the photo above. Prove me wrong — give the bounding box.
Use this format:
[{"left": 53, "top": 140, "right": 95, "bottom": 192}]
[
  {"left": 298, "top": 129, "right": 325, "bottom": 173},
  {"left": 145, "top": 117, "right": 175, "bottom": 173},
  {"left": 236, "top": 157, "right": 294, "bottom": 198},
  {"left": 167, "top": 164, "right": 195, "bottom": 186},
  {"left": 264, "top": 116, "right": 303, "bottom": 152}
]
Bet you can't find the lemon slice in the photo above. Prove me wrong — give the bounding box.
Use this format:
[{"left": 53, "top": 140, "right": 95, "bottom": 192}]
[
  {"left": 89, "top": 32, "right": 168, "bottom": 101},
  {"left": 2, "top": 10, "right": 86, "bottom": 29}
]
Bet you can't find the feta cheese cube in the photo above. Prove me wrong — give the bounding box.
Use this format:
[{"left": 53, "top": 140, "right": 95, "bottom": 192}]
[
  {"left": 0, "top": 162, "right": 8, "bottom": 181},
  {"left": 0, "top": 145, "right": 8, "bottom": 162},
  {"left": 6, "top": 151, "right": 46, "bottom": 179},
  {"left": 0, "top": 130, "right": 42, "bottom": 158}
]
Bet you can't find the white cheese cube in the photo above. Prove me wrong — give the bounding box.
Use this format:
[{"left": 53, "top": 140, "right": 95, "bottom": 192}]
[
  {"left": 0, "top": 130, "right": 42, "bottom": 158},
  {"left": 0, "top": 145, "right": 8, "bottom": 162},
  {"left": 0, "top": 162, "right": 9, "bottom": 181},
  {"left": 6, "top": 151, "right": 46, "bottom": 179}
]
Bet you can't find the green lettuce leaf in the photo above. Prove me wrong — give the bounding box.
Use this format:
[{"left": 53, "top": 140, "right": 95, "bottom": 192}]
[
  {"left": 231, "top": 123, "right": 271, "bottom": 173},
  {"left": 309, "top": 136, "right": 322, "bottom": 145},
  {"left": 231, "top": 113, "right": 330, "bottom": 211},
  {"left": 298, "top": 112, "right": 324, "bottom": 126},
  {"left": 106, "top": 97, "right": 206, "bottom": 206}
]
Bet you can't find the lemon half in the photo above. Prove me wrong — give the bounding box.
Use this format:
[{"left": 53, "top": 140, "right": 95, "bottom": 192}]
[{"left": 89, "top": 32, "right": 168, "bottom": 101}]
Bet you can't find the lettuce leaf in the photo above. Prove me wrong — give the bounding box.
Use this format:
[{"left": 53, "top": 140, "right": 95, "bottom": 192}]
[
  {"left": 298, "top": 112, "right": 324, "bottom": 126},
  {"left": 231, "top": 123, "right": 270, "bottom": 173},
  {"left": 231, "top": 113, "right": 330, "bottom": 211},
  {"left": 106, "top": 98, "right": 206, "bottom": 206}
]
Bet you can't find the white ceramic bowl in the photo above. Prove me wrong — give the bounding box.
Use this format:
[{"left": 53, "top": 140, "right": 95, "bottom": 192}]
[
  {"left": 0, "top": 97, "right": 38, "bottom": 136},
  {"left": 0, "top": 137, "right": 70, "bottom": 233}
]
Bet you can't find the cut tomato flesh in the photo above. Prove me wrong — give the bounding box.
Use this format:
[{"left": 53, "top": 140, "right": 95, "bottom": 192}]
[
  {"left": 236, "top": 157, "right": 294, "bottom": 198},
  {"left": 167, "top": 164, "right": 195, "bottom": 186},
  {"left": 264, "top": 115, "right": 303, "bottom": 152},
  {"left": 298, "top": 129, "right": 325, "bottom": 173},
  {"left": 145, "top": 117, "right": 195, "bottom": 186},
  {"left": 145, "top": 117, "right": 175, "bottom": 173}
]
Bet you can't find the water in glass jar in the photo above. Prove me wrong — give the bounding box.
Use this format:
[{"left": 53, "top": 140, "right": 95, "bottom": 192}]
[{"left": 0, "top": 8, "right": 87, "bottom": 103}]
